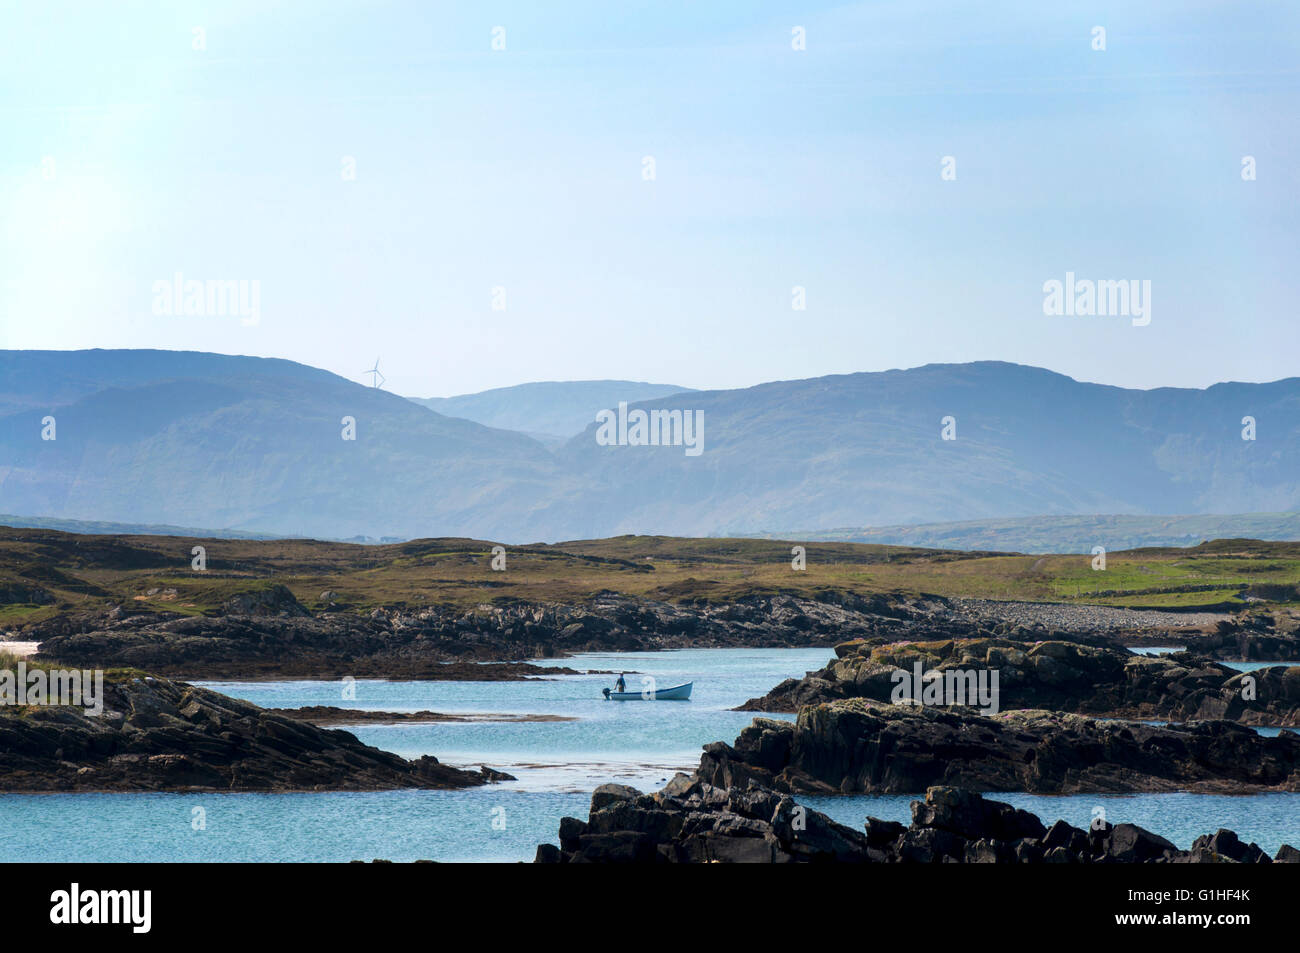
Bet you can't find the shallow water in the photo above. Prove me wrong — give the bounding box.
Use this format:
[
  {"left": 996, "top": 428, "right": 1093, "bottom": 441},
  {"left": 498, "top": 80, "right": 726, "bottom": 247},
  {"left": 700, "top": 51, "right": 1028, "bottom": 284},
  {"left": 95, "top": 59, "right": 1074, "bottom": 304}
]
[
  {"left": 4, "top": 648, "right": 832, "bottom": 862},
  {"left": 1222, "top": 660, "right": 1298, "bottom": 673},
  {"left": 198, "top": 648, "right": 832, "bottom": 790},
  {"left": 6, "top": 787, "right": 1297, "bottom": 863},
  {"left": 0, "top": 788, "right": 584, "bottom": 863},
  {"left": 3, "top": 647, "right": 1298, "bottom": 862}
]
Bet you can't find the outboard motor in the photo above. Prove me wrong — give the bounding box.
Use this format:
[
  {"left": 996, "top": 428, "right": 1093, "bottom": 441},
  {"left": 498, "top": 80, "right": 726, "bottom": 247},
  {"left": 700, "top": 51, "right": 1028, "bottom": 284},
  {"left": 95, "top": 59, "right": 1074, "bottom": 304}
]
[{"left": 602, "top": 687, "right": 611, "bottom": 699}]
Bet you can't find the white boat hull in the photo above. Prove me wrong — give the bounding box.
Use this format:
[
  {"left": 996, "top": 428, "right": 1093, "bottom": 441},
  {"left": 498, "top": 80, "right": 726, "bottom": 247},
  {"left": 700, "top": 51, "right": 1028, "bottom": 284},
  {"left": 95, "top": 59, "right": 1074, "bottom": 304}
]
[{"left": 604, "top": 681, "right": 693, "bottom": 701}]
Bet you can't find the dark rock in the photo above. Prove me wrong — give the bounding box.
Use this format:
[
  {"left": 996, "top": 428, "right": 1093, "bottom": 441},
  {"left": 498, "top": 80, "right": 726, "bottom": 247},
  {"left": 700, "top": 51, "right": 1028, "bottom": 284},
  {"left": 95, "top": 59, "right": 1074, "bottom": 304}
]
[
  {"left": 558, "top": 816, "right": 587, "bottom": 853},
  {"left": 695, "top": 700, "right": 1300, "bottom": 795},
  {"left": 864, "top": 816, "right": 906, "bottom": 849},
  {"left": 1190, "top": 829, "right": 1270, "bottom": 864},
  {"left": 590, "top": 783, "right": 642, "bottom": 810},
  {"left": 1103, "top": 824, "right": 1178, "bottom": 863},
  {"left": 222, "top": 585, "right": 308, "bottom": 618},
  {"left": 737, "top": 636, "right": 1300, "bottom": 727},
  {"left": 537, "top": 781, "right": 1277, "bottom": 865},
  {"left": 897, "top": 827, "right": 965, "bottom": 863},
  {"left": 27, "top": 592, "right": 918, "bottom": 679},
  {"left": 965, "top": 838, "right": 1018, "bottom": 863},
  {"left": 1043, "top": 819, "right": 1089, "bottom": 855},
  {"left": 571, "top": 831, "right": 659, "bottom": 863},
  {"left": 534, "top": 844, "right": 563, "bottom": 863},
  {"left": 1013, "top": 839, "right": 1045, "bottom": 863},
  {"left": 911, "top": 786, "right": 1046, "bottom": 841},
  {"left": 0, "top": 671, "right": 503, "bottom": 792}
]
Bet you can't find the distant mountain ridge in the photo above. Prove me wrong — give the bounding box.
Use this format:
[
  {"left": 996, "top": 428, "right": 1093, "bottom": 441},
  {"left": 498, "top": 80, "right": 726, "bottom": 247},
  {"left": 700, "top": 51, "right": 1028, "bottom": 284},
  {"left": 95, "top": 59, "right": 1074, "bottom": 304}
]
[
  {"left": 0, "top": 513, "right": 291, "bottom": 541},
  {"left": 0, "top": 349, "right": 572, "bottom": 540},
  {"left": 4, "top": 511, "right": 1296, "bottom": 556},
  {"left": 553, "top": 362, "right": 1300, "bottom": 540},
  {"left": 410, "top": 380, "right": 695, "bottom": 441},
  {"left": 1, "top": 350, "right": 1298, "bottom": 546},
  {"left": 746, "top": 512, "right": 1300, "bottom": 554}
]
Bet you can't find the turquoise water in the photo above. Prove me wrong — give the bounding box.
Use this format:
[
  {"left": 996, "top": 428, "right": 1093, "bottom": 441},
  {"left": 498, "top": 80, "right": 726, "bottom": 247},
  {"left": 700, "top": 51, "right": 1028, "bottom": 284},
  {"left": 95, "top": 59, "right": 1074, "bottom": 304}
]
[
  {"left": 3, "top": 647, "right": 1298, "bottom": 862},
  {"left": 195, "top": 648, "right": 831, "bottom": 790},
  {"left": 1224, "top": 660, "right": 1298, "bottom": 673},
  {"left": 5, "top": 788, "right": 1296, "bottom": 863},
  {"left": 0, "top": 789, "right": 583, "bottom": 862}
]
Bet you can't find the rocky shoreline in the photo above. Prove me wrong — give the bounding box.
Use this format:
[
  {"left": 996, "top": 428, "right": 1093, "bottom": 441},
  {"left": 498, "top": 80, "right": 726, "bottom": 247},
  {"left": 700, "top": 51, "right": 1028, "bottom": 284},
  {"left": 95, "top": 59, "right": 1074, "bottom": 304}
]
[
  {"left": 739, "top": 637, "right": 1300, "bottom": 726},
  {"left": 22, "top": 590, "right": 867, "bottom": 679},
  {"left": 536, "top": 779, "right": 1300, "bottom": 863},
  {"left": 697, "top": 701, "right": 1300, "bottom": 795},
  {"left": 20, "top": 588, "right": 1278, "bottom": 680},
  {"left": 0, "top": 672, "right": 514, "bottom": 792},
  {"left": 9, "top": 587, "right": 1300, "bottom": 832}
]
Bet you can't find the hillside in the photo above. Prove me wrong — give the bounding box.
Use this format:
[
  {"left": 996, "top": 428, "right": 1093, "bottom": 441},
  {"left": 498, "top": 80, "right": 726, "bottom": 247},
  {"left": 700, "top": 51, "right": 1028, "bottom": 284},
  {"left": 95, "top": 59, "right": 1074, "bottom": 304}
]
[
  {"left": 550, "top": 363, "right": 1300, "bottom": 539},
  {"left": 0, "top": 350, "right": 579, "bottom": 540},
  {"left": 410, "top": 380, "right": 695, "bottom": 441},
  {"left": 3, "top": 351, "right": 1299, "bottom": 543},
  {"left": 754, "top": 512, "right": 1300, "bottom": 554},
  {"left": 1, "top": 528, "right": 1297, "bottom": 632}
]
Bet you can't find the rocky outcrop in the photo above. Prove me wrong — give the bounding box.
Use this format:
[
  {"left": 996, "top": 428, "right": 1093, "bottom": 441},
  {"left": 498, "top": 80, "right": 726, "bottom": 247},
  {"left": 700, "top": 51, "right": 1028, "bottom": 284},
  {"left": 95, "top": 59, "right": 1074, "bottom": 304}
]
[
  {"left": 1160, "top": 610, "right": 1300, "bottom": 661},
  {"left": 536, "top": 780, "right": 1300, "bottom": 863},
  {"left": 739, "top": 637, "right": 1300, "bottom": 726},
  {"left": 698, "top": 701, "right": 1300, "bottom": 795},
  {"left": 27, "top": 608, "right": 585, "bottom": 679},
  {"left": 25, "top": 590, "right": 1263, "bottom": 679},
  {"left": 222, "top": 584, "right": 309, "bottom": 617},
  {"left": 0, "top": 671, "right": 513, "bottom": 792},
  {"left": 24, "top": 591, "right": 934, "bottom": 678}
]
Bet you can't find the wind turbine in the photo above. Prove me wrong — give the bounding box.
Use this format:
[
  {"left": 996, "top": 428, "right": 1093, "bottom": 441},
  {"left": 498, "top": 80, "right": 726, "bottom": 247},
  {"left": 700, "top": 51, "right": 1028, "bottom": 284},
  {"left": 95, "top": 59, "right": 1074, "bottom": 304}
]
[{"left": 364, "top": 358, "right": 385, "bottom": 389}]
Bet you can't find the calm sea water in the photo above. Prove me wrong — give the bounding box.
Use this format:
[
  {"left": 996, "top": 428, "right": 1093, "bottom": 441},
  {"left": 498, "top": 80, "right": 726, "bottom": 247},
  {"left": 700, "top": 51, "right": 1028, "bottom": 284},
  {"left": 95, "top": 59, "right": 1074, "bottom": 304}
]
[
  {"left": 196, "top": 648, "right": 831, "bottom": 790},
  {"left": 4, "top": 787, "right": 1297, "bottom": 863},
  {"left": 3, "top": 647, "right": 1297, "bottom": 862}
]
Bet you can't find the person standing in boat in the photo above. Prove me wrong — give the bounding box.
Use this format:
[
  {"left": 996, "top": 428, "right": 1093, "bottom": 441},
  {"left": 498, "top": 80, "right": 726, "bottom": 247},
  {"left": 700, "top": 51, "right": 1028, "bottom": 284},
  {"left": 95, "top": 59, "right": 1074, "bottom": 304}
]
[{"left": 614, "top": 672, "right": 626, "bottom": 693}]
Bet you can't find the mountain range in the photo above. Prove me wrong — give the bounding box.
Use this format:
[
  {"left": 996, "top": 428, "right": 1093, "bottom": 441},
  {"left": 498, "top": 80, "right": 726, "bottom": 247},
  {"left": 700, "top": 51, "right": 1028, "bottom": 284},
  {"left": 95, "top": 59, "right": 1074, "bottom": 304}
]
[
  {"left": 1, "top": 349, "right": 1297, "bottom": 547},
  {"left": 409, "top": 380, "right": 694, "bottom": 444},
  {"left": 746, "top": 512, "right": 1300, "bottom": 554}
]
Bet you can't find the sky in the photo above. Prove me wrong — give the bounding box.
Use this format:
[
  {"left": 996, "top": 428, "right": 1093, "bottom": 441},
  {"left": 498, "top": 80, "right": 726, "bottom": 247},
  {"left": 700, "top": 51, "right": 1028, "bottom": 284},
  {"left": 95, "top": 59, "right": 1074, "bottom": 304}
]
[{"left": 1, "top": 1, "right": 1298, "bottom": 398}]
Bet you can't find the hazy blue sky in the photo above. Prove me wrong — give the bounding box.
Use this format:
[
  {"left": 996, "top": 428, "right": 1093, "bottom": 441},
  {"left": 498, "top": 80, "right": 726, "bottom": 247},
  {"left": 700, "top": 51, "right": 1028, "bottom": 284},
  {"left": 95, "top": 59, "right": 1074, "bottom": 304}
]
[{"left": 2, "top": 1, "right": 1297, "bottom": 397}]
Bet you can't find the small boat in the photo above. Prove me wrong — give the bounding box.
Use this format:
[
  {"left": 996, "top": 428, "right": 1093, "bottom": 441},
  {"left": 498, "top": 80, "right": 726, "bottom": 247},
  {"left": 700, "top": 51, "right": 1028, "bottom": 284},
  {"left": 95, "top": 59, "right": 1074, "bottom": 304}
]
[{"left": 602, "top": 681, "right": 692, "bottom": 701}]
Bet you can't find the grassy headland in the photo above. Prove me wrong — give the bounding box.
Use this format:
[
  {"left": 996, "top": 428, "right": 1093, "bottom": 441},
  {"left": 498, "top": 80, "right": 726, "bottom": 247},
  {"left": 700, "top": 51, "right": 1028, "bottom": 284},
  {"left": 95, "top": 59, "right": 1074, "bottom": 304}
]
[{"left": 1, "top": 526, "right": 1298, "bottom": 627}]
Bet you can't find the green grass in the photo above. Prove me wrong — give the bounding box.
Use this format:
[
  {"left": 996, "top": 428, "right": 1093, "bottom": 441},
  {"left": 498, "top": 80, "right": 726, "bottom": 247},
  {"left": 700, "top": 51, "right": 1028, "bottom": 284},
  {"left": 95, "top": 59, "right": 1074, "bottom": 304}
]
[
  {"left": 1083, "top": 590, "right": 1246, "bottom": 609},
  {"left": 1, "top": 526, "right": 1299, "bottom": 619},
  {"left": 0, "top": 604, "right": 61, "bottom": 625}
]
